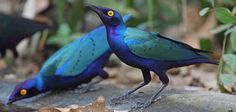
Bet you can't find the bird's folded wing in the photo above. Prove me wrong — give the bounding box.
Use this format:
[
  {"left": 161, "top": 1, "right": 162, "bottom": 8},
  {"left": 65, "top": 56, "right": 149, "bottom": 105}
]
[
  {"left": 40, "top": 38, "right": 96, "bottom": 77},
  {"left": 124, "top": 28, "right": 202, "bottom": 61},
  {"left": 39, "top": 15, "right": 133, "bottom": 77}
]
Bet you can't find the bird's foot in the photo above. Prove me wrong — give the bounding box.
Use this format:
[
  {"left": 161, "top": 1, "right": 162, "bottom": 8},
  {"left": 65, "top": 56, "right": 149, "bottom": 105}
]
[
  {"left": 133, "top": 100, "right": 152, "bottom": 110},
  {"left": 132, "top": 96, "right": 162, "bottom": 110}
]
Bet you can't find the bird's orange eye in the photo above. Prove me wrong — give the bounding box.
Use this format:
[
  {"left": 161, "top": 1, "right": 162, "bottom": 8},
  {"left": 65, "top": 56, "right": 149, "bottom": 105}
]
[
  {"left": 107, "top": 10, "right": 114, "bottom": 17},
  {"left": 20, "top": 89, "right": 27, "bottom": 96}
]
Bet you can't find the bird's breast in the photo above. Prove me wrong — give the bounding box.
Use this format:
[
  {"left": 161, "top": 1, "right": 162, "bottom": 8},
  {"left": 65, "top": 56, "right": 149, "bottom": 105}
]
[{"left": 107, "top": 33, "right": 148, "bottom": 68}]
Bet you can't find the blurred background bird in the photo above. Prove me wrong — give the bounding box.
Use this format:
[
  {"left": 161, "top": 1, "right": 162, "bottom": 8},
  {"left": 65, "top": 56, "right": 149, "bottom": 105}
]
[{"left": 0, "top": 12, "right": 49, "bottom": 58}]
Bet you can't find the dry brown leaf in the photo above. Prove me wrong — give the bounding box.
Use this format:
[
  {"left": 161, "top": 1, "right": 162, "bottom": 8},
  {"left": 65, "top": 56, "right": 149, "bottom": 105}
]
[
  {"left": 38, "top": 96, "right": 107, "bottom": 112},
  {"left": 68, "top": 96, "right": 105, "bottom": 112},
  {"left": 38, "top": 107, "right": 61, "bottom": 112}
]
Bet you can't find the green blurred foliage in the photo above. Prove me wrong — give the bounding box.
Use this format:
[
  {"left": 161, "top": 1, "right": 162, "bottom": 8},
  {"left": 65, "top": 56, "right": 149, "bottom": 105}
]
[
  {"left": 200, "top": 0, "right": 236, "bottom": 93},
  {"left": 202, "top": 0, "right": 236, "bottom": 93},
  {"left": 47, "top": 1, "right": 236, "bottom": 92},
  {"left": 216, "top": 8, "right": 236, "bottom": 93},
  {"left": 48, "top": 0, "right": 85, "bottom": 47},
  {"left": 215, "top": 7, "right": 236, "bottom": 24},
  {"left": 199, "top": 38, "right": 213, "bottom": 51},
  {"left": 47, "top": 0, "right": 183, "bottom": 47},
  {"left": 47, "top": 23, "right": 83, "bottom": 47}
]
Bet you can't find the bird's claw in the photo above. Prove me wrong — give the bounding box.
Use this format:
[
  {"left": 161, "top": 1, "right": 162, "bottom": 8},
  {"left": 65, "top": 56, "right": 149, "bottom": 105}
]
[
  {"left": 132, "top": 96, "right": 162, "bottom": 110},
  {"left": 132, "top": 100, "right": 152, "bottom": 110}
]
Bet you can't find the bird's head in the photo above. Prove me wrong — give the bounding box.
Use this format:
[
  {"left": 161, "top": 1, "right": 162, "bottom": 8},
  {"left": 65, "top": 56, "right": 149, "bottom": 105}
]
[
  {"left": 8, "top": 78, "right": 40, "bottom": 104},
  {"left": 86, "top": 5, "right": 124, "bottom": 28}
]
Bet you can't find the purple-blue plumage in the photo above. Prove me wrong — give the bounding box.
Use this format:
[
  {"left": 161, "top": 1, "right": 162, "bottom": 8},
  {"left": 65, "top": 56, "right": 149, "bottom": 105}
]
[
  {"left": 87, "top": 5, "right": 218, "bottom": 109},
  {"left": 8, "top": 15, "right": 131, "bottom": 104}
]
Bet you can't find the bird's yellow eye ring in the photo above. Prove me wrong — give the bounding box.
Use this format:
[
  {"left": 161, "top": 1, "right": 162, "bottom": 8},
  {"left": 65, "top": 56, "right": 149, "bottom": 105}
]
[
  {"left": 20, "top": 89, "right": 27, "bottom": 96},
  {"left": 107, "top": 10, "right": 114, "bottom": 17}
]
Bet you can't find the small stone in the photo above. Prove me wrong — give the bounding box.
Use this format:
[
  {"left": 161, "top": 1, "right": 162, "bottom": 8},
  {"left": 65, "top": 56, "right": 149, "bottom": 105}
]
[{"left": 3, "top": 74, "right": 16, "bottom": 80}]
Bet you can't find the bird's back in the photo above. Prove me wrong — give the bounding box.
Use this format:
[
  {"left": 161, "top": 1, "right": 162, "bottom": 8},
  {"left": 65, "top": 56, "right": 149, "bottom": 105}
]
[
  {"left": 124, "top": 28, "right": 210, "bottom": 61},
  {"left": 0, "top": 13, "right": 48, "bottom": 39}
]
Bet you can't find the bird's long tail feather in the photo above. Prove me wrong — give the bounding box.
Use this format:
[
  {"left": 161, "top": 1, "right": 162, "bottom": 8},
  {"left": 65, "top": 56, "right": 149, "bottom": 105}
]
[
  {"left": 194, "top": 48, "right": 213, "bottom": 54},
  {"left": 193, "top": 57, "right": 219, "bottom": 65}
]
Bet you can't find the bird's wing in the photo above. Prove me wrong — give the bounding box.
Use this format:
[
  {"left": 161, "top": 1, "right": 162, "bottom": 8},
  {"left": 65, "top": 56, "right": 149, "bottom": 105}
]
[
  {"left": 124, "top": 28, "right": 206, "bottom": 61},
  {"left": 39, "top": 35, "right": 104, "bottom": 77},
  {"left": 39, "top": 15, "right": 132, "bottom": 77}
]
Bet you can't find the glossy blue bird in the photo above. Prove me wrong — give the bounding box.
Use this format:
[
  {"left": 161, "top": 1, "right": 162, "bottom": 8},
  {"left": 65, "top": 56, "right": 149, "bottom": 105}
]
[
  {"left": 7, "top": 14, "right": 131, "bottom": 104},
  {"left": 87, "top": 5, "right": 218, "bottom": 109}
]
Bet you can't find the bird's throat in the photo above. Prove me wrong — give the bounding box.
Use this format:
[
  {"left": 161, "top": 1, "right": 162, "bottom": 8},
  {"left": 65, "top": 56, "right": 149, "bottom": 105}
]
[{"left": 106, "top": 27, "right": 134, "bottom": 63}]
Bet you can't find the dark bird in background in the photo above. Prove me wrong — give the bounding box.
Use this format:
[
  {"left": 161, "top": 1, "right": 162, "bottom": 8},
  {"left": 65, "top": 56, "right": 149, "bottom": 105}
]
[
  {"left": 0, "top": 12, "right": 49, "bottom": 58},
  {"left": 87, "top": 5, "right": 218, "bottom": 109},
  {"left": 7, "top": 15, "right": 131, "bottom": 104}
]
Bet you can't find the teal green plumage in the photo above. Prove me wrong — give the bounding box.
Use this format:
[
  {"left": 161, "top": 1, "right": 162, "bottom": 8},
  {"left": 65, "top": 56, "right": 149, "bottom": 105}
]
[
  {"left": 124, "top": 28, "right": 206, "bottom": 61},
  {"left": 8, "top": 14, "right": 132, "bottom": 104},
  {"left": 39, "top": 15, "right": 131, "bottom": 77},
  {"left": 86, "top": 4, "right": 218, "bottom": 109},
  {"left": 40, "top": 34, "right": 107, "bottom": 76}
]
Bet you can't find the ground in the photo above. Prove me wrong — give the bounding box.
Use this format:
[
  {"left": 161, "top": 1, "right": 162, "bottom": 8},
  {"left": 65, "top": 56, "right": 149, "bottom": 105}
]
[{"left": 0, "top": 79, "right": 236, "bottom": 112}]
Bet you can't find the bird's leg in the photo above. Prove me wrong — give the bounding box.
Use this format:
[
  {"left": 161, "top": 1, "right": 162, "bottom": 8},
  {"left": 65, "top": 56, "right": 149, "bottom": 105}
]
[
  {"left": 135, "top": 84, "right": 167, "bottom": 108},
  {"left": 11, "top": 47, "right": 18, "bottom": 58},
  {"left": 2, "top": 53, "right": 16, "bottom": 73},
  {"left": 133, "top": 71, "right": 169, "bottom": 110},
  {"left": 97, "top": 69, "right": 109, "bottom": 79},
  {"left": 78, "top": 70, "right": 109, "bottom": 94},
  {"left": 0, "top": 49, "right": 6, "bottom": 58},
  {"left": 110, "top": 69, "right": 151, "bottom": 103}
]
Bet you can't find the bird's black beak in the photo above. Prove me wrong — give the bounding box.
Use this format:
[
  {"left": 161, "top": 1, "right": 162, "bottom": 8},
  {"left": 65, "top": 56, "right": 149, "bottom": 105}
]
[
  {"left": 7, "top": 96, "right": 20, "bottom": 104},
  {"left": 86, "top": 5, "right": 101, "bottom": 14},
  {"left": 6, "top": 100, "right": 14, "bottom": 104},
  {"left": 86, "top": 4, "right": 106, "bottom": 22}
]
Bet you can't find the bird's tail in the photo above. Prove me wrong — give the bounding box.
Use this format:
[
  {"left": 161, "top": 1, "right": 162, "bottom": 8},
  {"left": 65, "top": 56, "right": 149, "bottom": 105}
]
[
  {"left": 198, "top": 57, "right": 219, "bottom": 65},
  {"left": 194, "top": 54, "right": 219, "bottom": 65},
  {"left": 196, "top": 49, "right": 212, "bottom": 53},
  {"left": 177, "top": 57, "right": 218, "bottom": 69},
  {"left": 193, "top": 49, "right": 218, "bottom": 65}
]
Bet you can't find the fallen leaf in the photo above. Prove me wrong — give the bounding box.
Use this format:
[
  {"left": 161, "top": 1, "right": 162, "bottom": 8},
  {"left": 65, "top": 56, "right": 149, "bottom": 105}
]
[
  {"left": 39, "top": 107, "right": 61, "bottom": 112},
  {"left": 68, "top": 96, "right": 105, "bottom": 112},
  {"left": 38, "top": 96, "right": 108, "bottom": 112}
]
